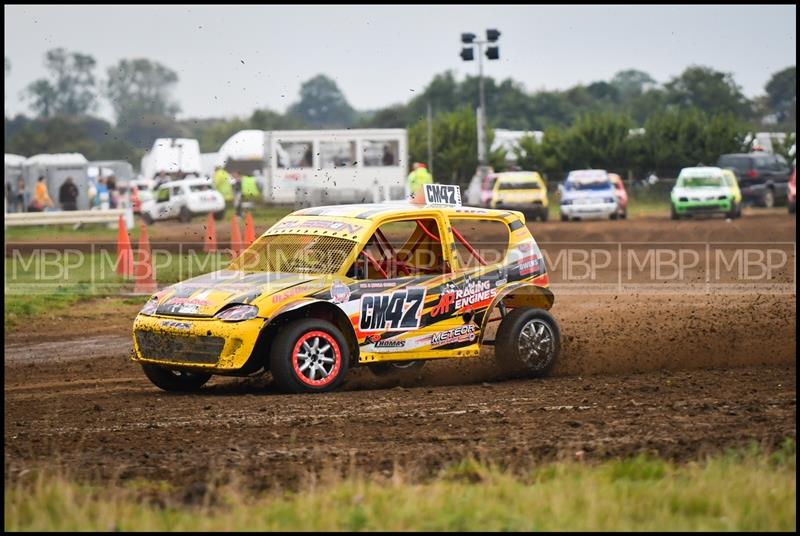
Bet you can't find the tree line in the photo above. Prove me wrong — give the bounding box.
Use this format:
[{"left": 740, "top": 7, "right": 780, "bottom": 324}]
[{"left": 4, "top": 48, "right": 795, "bottom": 184}]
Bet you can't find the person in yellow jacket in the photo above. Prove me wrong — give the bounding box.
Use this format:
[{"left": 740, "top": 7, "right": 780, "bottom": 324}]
[
  {"left": 213, "top": 166, "right": 233, "bottom": 202},
  {"left": 407, "top": 162, "right": 433, "bottom": 200}
]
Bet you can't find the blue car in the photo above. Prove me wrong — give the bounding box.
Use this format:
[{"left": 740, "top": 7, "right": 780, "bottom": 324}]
[{"left": 559, "top": 170, "right": 621, "bottom": 221}]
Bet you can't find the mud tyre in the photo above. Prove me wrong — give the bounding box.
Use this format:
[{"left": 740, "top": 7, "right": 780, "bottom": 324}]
[
  {"left": 179, "top": 206, "right": 193, "bottom": 223},
  {"left": 141, "top": 364, "right": 211, "bottom": 392},
  {"left": 270, "top": 318, "right": 350, "bottom": 393},
  {"left": 495, "top": 308, "right": 561, "bottom": 378}
]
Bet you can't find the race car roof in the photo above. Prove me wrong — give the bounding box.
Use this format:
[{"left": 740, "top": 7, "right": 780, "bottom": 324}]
[
  {"left": 293, "top": 202, "right": 516, "bottom": 220},
  {"left": 264, "top": 203, "right": 523, "bottom": 242},
  {"left": 679, "top": 166, "right": 724, "bottom": 177}
]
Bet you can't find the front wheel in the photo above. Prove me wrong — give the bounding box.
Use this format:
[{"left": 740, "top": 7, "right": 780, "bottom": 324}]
[
  {"left": 539, "top": 209, "right": 549, "bottom": 222},
  {"left": 670, "top": 204, "right": 680, "bottom": 220},
  {"left": 269, "top": 318, "right": 350, "bottom": 393},
  {"left": 495, "top": 308, "right": 561, "bottom": 378},
  {"left": 141, "top": 364, "right": 211, "bottom": 392},
  {"left": 213, "top": 209, "right": 226, "bottom": 221}
]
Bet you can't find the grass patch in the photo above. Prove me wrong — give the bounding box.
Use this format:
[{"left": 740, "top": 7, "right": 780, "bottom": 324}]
[
  {"left": 4, "top": 251, "right": 229, "bottom": 326},
  {"left": 4, "top": 441, "right": 795, "bottom": 531}
]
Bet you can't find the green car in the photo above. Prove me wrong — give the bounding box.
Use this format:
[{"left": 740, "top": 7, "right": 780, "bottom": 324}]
[{"left": 671, "top": 167, "right": 742, "bottom": 220}]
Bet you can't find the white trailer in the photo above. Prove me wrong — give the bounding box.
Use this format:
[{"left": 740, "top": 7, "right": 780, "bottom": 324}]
[
  {"left": 23, "top": 153, "right": 90, "bottom": 211},
  {"left": 140, "top": 138, "right": 204, "bottom": 182},
  {"left": 216, "top": 128, "right": 408, "bottom": 206}
]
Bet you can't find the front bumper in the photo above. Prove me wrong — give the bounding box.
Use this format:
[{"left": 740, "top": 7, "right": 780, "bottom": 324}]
[
  {"left": 494, "top": 200, "right": 547, "bottom": 214},
  {"left": 673, "top": 198, "right": 732, "bottom": 215},
  {"left": 132, "top": 314, "right": 267, "bottom": 372},
  {"left": 560, "top": 201, "right": 617, "bottom": 219}
]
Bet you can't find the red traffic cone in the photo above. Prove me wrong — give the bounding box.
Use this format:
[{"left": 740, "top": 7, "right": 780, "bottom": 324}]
[
  {"left": 230, "top": 215, "right": 243, "bottom": 258},
  {"left": 204, "top": 212, "right": 218, "bottom": 253},
  {"left": 134, "top": 224, "right": 157, "bottom": 294},
  {"left": 116, "top": 215, "right": 134, "bottom": 277},
  {"left": 244, "top": 212, "right": 256, "bottom": 246}
]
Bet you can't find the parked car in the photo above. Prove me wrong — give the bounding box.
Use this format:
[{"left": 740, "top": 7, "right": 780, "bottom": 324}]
[
  {"left": 670, "top": 166, "right": 742, "bottom": 220},
  {"left": 559, "top": 169, "right": 619, "bottom": 221},
  {"left": 788, "top": 167, "right": 796, "bottom": 214},
  {"left": 140, "top": 178, "right": 225, "bottom": 224},
  {"left": 608, "top": 173, "right": 628, "bottom": 219},
  {"left": 131, "top": 185, "right": 560, "bottom": 393},
  {"left": 489, "top": 171, "right": 549, "bottom": 221},
  {"left": 716, "top": 153, "right": 792, "bottom": 208}
]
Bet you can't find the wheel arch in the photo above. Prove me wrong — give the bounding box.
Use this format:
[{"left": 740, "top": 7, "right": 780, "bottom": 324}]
[
  {"left": 249, "top": 299, "right": 359, "bottom": 372},
  {"left": 479, "top": 282, "right": 554, "bottom": 344}
]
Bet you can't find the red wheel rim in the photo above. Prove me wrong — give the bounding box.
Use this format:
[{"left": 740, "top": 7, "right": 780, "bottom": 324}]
[{"left": 292, "top": 330, "right": 341, "bottom": 387}]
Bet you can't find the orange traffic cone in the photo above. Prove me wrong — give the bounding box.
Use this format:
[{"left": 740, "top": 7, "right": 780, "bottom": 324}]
[
  {"left": 230, "top": 215, "right": 243, "bottom": 258},
  {"left": 244, "top": 212, "right": 256, "bottom": 246},
  {"left": 204, "top": 212, "right": 217, "bottom": 252},
  {"left": 134, "top": 224, "right": 157, "bottom": 294},
  {"left": 116, "top": 215, "right": 134, "bottom": 277}
]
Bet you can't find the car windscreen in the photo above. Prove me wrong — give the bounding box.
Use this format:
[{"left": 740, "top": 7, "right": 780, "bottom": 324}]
[
  {"left": 679, "top": 176, "right": 723, "bottom": 188},
  {"left": 229, "top": 234, "right": 356, "bottom": 274},
  {"left": 565, "top": 180, "right": 611, "bottom": 191},
  {"left": 717, "top": 156, "right": 751, "bottom": 172},
  {"left": 498, "top": 181, "right": 540, "bottom": 190},
  {"left": 189, "top": 184, "right": 211, "bottom": 192}
]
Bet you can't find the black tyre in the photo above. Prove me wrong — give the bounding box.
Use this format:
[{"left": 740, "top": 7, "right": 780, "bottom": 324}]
[
  {"left": 670, "top": 204, "right": 680, "bottom": 220},
  {"left": 213, "top": 209, "right": 226, "bottom": 221},
  {"left": 141, "top": 212, "right": 155, "bottom": 225},
  {"left": 179, "top": 206, "right": 193, "bottom": 223},
  {"left": 620, "top": 209, "right": 628, "bottom": 220},
  {"left": 789, "top": 201, "right": 796, "bottom": 214},
  {"left": 141, "top": 364, "right": 211, "bottom": 392},
  {"left": 368, "top": 360, "right": 425, "bottom": 376},
  {"left": 727, "top": 201, "right": 739, "bottom": 219},
  {"left": 610, "top": 212, "right": 618, "bottom": 220},
  {"left": 539, "top": 209, "right": 549, "bottom": 222},
  {"left": 269, "top": 318, "right": 350, "bottom": 393},
  {"left": 495, "top": 308, "right": 561, "bottom": 378},
  {"left": 560, "top": 213, "right": 568, "bottom": 222}
]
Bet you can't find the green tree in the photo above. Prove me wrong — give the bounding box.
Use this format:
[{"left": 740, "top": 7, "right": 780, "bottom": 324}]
[
  {"left": 764, "top": 66, "right": 796, "bottom": 125},
  {"left": 287, "top": 74, "right": 356, "bottom": 128},
  {"left": 105, "top": 59, "right": 181, "bottom": 124},
  {"left": 562, "top": 113, "right": 634, "bottom": 172},
  {"left": 610, "top": 69, "right": 657, "bottom": 100},
  {"left": 22, "top": 48, "right": 98, "bottom": 118},
  {"left": 664, "top": 65, "right": 752, "bottom": 118}
]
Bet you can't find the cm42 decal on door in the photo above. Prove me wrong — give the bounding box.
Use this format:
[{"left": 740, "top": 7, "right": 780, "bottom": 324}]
[{"left": 359, "top": 287, "right": 426, "bottom": 332}]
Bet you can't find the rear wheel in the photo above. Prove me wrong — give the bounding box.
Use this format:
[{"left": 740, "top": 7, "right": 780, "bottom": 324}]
[
  {"left": 213, "top": 209, "right": 226, "bottom": 221},
  {"left": 270, "top": 318, "right": 350, "bottom": 393},
  {"left": 141, "top": 212, "right": 155, "bottom": 225},
  {"left": 179, "top": 206, "right": 193, "bottom": 223},
  {"left": 141, "top": 364, "right": 211, "bottom": 392},
  {"left": 495, "top": 308, "right": 561, "bottom": 378},
  {"left": 539, "top": 209, "right": 549, "bottom": 222}
]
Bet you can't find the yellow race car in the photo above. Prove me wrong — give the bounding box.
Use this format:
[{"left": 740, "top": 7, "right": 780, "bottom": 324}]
[
  {"left": 132, "top": 184, "right": 560, "bottom": 393},
  {"left": 489, "top": 171, "right": 549, "bottom": 222}
]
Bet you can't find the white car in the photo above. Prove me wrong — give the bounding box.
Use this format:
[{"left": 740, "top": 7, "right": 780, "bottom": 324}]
[{"left": 140, "top": 178, "right": 226, "bottom": 224}]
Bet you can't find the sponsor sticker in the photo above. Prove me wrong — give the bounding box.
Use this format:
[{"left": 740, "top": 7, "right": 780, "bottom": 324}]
[
  {"left": 270, "top": 218, "right": 363, "bottom": 234},
  {"left": 374, "top": 339, "right": 406, "bottom": 349},
  {"left": 330, "top": 281, "right": 351, "bottom": 304},
  {"left": 430, "top": 324, "right": 477, "bottom": 348},
  {"left": 359, "top": 287, "right": 426, "bottom": 332}
]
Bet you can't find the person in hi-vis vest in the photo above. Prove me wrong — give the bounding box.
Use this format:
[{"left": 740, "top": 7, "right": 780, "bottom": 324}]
[{"left": 406, "top": 162, "right": 433, "bottom": 200}]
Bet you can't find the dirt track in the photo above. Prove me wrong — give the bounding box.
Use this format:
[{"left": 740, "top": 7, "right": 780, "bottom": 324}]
[{"left": 4, "top": 211, "right": 797, "bottom": 493}]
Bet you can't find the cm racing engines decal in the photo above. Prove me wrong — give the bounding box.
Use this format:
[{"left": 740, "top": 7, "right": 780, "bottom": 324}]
[
  {"left": 359, "top": 287, "right": 426, "bottom": 332},
  {"left": 430, "top": 277, "right": 498, "bottom": 318}
]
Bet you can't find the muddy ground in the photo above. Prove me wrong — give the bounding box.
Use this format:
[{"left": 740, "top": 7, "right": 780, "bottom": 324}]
[{"left": 4, "top": 210, "right": 797, "bottom": 495}]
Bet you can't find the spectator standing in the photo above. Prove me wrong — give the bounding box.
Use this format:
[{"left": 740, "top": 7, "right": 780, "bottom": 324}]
[
  {"left": 231, "top": 171, "right": 243, "bottom": 217},
  {"left": 30, "top": 176, "right": 55, "bottom": 211},
  {"left": 107, "top": 175, "right": 119, "bottom": 208},
  {"left": 96, "top": 177, "right": 110, "bottom": 210},
  {"left": 59, "top": 176, "right": 80, "bottom": 211},
  {"left": 406, "top": 162, "right": 433, "bottom": 200},
  {"left": 16, "top": 177, "right": 27, "bottom": 212}
]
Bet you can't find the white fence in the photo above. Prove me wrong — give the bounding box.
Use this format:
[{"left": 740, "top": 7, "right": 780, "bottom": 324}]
[{"left": 4, "top": 208, "right": 134, "bottom": 229}]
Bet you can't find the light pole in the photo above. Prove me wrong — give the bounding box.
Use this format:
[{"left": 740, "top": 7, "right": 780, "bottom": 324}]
[{"left": 460, "top": 29, "right": 501, "bottom": 168}]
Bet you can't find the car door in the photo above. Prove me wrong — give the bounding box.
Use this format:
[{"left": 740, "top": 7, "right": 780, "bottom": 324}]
[
  {"left": 351, "top": 214, "right": 473, "bottom": 356},
  {"left": 153, "top": 186, "right": 171, "bottom": 219}
]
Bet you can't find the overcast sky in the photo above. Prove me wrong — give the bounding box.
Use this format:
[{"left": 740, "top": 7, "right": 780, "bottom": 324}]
[{"left": 4, "top": 4, "right": 797, "bottom": 122}]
